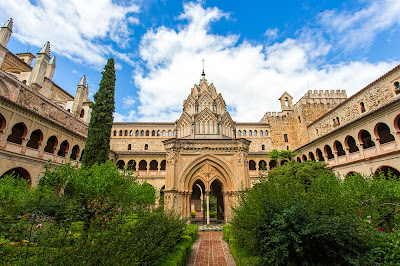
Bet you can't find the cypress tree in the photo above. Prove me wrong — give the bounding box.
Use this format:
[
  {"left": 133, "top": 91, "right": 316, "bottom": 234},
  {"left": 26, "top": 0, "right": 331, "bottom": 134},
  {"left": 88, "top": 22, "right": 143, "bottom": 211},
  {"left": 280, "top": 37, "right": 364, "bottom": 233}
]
[{"left": 82, "top": 58, "right": 116, "bottom": 167}]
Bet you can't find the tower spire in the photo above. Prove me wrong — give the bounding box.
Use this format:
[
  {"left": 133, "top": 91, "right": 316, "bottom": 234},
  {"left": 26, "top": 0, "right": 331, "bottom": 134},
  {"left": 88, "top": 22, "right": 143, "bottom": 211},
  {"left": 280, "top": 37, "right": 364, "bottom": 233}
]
[{"left": 201, "top": 58, "right": 205, "bottom": 79}]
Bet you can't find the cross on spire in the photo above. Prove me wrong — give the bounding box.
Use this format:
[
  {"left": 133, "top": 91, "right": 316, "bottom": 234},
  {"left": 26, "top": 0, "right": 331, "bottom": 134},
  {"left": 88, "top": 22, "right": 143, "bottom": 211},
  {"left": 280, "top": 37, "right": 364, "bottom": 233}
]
[{"left": 201, "top": 58, "right": 206, "bottom": 77}]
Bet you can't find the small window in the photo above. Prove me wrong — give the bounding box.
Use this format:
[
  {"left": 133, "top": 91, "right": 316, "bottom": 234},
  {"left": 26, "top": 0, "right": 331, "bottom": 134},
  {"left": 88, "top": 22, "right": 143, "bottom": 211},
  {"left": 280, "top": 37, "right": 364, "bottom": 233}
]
[
  {"left": 298, "top": 116, "right": 301, "bottom": 123},
  {"left": 80, "top": 109, "right": 85, "bottom": 118},
  {"left": 124, "top": 130, "right": 128, "bottom": 136},
  {"left": 260, "top": 131, "right": 263, "bottom": 136},
  {"left": 168, "top": 130, "right": 172, "bottom": 136},
  {"left": 249, "top": 130, "right": 252, "bottom": 136},
  {"left": 135, "top": 130, "right": 139, "bottom": 136},
  {"left": 146, "top": 130, "right": 150, "bottom": 136},
  {"left": 265, "top": 130, "right": 268, "bottom": 136},
  {"left": 128, "top": 144, "right": 131, "bottom": 150},
  {"left": 261, "top": 144, "right": 265, "bottom": 150},
  {"left": 243, "top": 130, "right": 247, "bottom": 136},
  {"left": 336, "top": 117, "right": 340, "bottom": 126},
  {"left": 141, "top": 130, "right": 144, "bottom": 136},
  {"left": 130, "top": 130, "right": 133, "bottom": 136},
  {"left": 144, "top": 144, "right": 148, "bottom": 150},
  {"left": 360, "top": 102, "right": 366, "bottom": 113},
  {"left": 157, "top": 130, "right": 161, "bottom": 136},
  {"left": 67, "top": 109, "right": 70, "bottom": 113},
  {"left": 238, "top": 130, "right": 242, "bottom": 137},
  {"left": 162, "top": 130, "right": 166, "bottom": 136},
  {"left": 316, "top": 128, "right": 319, "bottom": 136},
  {"left": 113, "top": 130, "right": 117, "bottom": 136},
  {"left": 284, "top": 134, "right": 288, "bottom": 142},
  {"left": 152, "top": 130, "right": 156, "bottom": 136},
  {"left": 394, "top": 81, "right": 400, "bottom": 94},
  {"left": 119, "top": 130, "right": 122, "bottom": 136},
  {"left": 254, "top": 130, "right": 257, "bottom": 136}
]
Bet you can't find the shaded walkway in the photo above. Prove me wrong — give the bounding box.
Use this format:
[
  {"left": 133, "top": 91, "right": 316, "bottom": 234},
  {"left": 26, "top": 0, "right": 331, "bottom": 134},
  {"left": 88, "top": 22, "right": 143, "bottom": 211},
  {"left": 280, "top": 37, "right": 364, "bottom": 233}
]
[{"left": 187, "top": 231, "right": 236, "bottom": 266}]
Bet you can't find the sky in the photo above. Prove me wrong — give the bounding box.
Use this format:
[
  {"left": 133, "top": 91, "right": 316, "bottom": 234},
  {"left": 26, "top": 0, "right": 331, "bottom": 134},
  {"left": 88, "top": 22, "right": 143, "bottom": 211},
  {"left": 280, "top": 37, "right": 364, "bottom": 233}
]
[{"left": 1, "top": 0, "right": 400, "bottom": 122}]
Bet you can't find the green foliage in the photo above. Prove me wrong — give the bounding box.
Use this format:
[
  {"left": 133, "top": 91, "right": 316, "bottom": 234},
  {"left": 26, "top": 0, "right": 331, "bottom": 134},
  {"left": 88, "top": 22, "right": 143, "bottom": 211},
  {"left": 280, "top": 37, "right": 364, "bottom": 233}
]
[
  {"left": 366, "top": 230, "right": 400, "bottom": 264},
  {"left": 0, "top": 173, "right": 31, "bottom": 218},
  {"left": 231, "top": 161, "right": 367, "bottom": 265},
  {"left": 82, "top": 58, "right": 116, "bottom": 167},
  {"left": 269, "top": 149, "right": 296, "bottom": 160}
]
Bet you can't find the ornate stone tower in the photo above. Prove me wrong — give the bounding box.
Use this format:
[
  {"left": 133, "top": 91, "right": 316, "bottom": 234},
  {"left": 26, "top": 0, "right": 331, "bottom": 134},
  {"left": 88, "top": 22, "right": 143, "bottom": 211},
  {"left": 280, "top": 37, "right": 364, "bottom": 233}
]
[
  {"left": 72, "top": 75, "right": 88, "bottom": 118},
  {"left": 163, "top": 72, "right": 250, "bottom": 223},
  {"left": 176, "top": 71, "right": 235, "bottom": 139},
  {"left": 28, "top": 42, "right": 50, "bottom": 90},
  {"left": 0, "top": 18, "right": 12, "bottom": 48},
  {"left": 44, "top": 56, "right": 56, "bottom": 80}
]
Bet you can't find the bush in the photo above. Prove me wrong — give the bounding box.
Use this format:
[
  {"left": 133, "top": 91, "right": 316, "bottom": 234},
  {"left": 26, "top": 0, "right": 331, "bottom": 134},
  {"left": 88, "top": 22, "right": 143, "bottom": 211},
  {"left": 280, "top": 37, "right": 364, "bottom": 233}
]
[{"left": 230, "top": 161, "right": 367, "bottom": 265}]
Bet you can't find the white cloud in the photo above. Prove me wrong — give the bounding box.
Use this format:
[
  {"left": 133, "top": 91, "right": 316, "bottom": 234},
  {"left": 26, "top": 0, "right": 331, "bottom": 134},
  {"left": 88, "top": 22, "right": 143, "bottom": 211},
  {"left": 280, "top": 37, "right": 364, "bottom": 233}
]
[
  {"left": 114, "top": 110, "right": 136, "bottom": 122},
  {"left": 319, "top": 0, "right": 400, "bottom": 50},
  {"left": 133, "top": 2, "right": 397, "bottom": 122},
  {"left": 0, "top": 0, "right": 139, "bottom": 67},
  {"left": 264, "top": 28, "right": 278, "bottom": 41},
  {"left": 123, "top": 96, "right": 136, "bottom": 108}
]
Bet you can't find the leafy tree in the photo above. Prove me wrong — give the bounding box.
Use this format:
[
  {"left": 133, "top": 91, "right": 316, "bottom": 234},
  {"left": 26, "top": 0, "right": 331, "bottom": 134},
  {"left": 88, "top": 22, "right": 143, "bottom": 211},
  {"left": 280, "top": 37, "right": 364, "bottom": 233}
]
[
  {"left": 82, "top": 58, "right": 116, "bottom": 167},
  {"left": 269, "top": 149, "right": 296, "bottom": 160}
]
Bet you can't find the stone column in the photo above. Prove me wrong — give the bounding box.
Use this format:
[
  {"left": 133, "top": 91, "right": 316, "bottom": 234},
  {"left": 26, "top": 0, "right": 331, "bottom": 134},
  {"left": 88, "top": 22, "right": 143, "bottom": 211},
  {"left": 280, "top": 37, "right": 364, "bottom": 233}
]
[{"left": 206, "top": 189, "right": 211, "bottom": 225}]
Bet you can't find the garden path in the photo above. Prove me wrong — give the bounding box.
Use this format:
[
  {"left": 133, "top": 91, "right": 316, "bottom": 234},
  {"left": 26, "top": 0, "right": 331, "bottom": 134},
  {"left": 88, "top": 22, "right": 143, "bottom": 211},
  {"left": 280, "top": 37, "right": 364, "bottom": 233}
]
[{"left": 187, "top": 231, "right": 236, "bottom": 266}]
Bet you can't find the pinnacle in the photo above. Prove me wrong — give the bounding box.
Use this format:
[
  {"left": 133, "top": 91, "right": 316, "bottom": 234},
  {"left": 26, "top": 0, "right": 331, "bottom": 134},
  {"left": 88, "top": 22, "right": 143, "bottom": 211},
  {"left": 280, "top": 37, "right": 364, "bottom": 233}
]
[
  {"left": 78, "top": 75, "right": 86, "bottom": 86},
  {"left": 49, "top": 56, "right": 56, "bottom": 66},
  {"left": 39, "top": 41, "right": 50, "bottom": 56},
  {"left": 2, "top": 18, "right": 12, "bottom": 31}
]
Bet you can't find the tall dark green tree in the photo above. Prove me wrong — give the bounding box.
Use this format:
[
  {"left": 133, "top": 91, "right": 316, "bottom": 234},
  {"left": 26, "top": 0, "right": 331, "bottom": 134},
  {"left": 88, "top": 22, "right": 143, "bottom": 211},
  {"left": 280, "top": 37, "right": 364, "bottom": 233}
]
[{"left": 82, "top": 58, "right": 116, "bottom": 167}]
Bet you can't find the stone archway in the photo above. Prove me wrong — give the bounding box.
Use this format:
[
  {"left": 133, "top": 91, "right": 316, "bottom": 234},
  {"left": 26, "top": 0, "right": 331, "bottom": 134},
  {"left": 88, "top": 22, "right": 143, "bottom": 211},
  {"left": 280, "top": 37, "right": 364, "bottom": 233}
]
[{"left": 182, "top": 156, "right": 235, "bottom": 224}]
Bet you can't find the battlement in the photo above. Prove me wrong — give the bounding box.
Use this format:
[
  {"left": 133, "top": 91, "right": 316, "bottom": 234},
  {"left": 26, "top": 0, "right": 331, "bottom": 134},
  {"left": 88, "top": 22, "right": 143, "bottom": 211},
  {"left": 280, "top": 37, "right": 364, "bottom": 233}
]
[
  {"left": 264, "top": 112, "right": 287, "bottom": 118},
  {"left": 304, "top": 90, "right": 347, "bottom": 99}
]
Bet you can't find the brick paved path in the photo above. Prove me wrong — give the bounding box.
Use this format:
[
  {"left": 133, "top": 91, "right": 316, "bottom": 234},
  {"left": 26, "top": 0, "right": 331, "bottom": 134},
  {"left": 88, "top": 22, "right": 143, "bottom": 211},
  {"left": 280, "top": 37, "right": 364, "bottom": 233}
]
[{"left": 187, "top": 231, "right": 236, "bottom": 266}]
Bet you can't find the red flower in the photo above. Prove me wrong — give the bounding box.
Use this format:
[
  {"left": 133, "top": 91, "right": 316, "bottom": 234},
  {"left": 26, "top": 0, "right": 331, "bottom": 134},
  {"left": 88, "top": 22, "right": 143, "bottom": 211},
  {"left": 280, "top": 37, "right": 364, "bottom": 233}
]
[
  {"left": 52, "top": 218, "right": 56, "bottom": 222},
  {"left": 377, "top": 228, "right": 384, "bottom": 231}
]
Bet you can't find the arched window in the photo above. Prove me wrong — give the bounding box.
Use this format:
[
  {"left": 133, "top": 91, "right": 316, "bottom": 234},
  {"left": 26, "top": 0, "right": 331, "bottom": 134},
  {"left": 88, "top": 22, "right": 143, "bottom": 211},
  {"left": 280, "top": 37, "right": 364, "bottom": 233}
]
[
  {"left": 67, "top": 109, "right": 70, "bottom": 113},
  {"left": 345, "top": 136, "right": 359, "bottom": 153},
  {"left": 160, "top": 160, "right": 166, "bottom": 170},
  {"left": 162, "top": 130, "right": 166, "bottom": 136},
  {"left": 375, "top": 166, "right": 400, "bottom": 179},
  {"left": 44, "top": 136, "right": 58, "bottom": 154},
  {"left": 316, "top": 148, "right": 324, "bottom": 161},
  {"left": 375, "top": 123, "right": 395, "bottom": 144},
  {"left": 113, "top": 130, "right": 117, "bottom": 136},
  {"left": 261, "top": 144, "right": 265, "bottom": 150},
  {"left": 360, "top": 102, "right": 366, "bottom": 113},
  {"left": 249, "top": 130, "right": 252, "bottom": 136},
  {"left": 70, "top": 145, "right": 80, "bottom": 160},
  {"left": 128, "top": 144, "right": 131, "bottom": 150},
  {"left": 238, "top": 130, "right": 242, "bottom": 136},
  {"left": 125, "top": 130, "right": 128, "bottom": 136},
  {"left": 144, "top": 144, "right": 148, "bottom": 150},
  {"left": 80, "top": 109, "right": 85, "bottom": 118},
  {"left": 394, "top": 81, "right": 400, "bottom": 94},
  {"left": 302, "top": 154, "right": 307, "bottom": 162},
  {"left": 138, "top": 160, "right": 147, "bottom": 170},
  {"left": 269, "top": 160, "right": 277, "bottom": 169},
  {"left": 130, "top": 130, "right": 133, "bottom": 136},
  {"left": 336, "top": 117, "right": 340, "bottom": 126},
  {"left": 116, "top": 160, "right": 125, "bottom": 169},
  {"left": 281, "top": 160, "right": 288, "bottom": 166},
  {"left": 57, "top": 140, "right": 69, "bottom": 157},
  {"left": 141, "top": 130, "right": 144, "bottom": 136},
  {"left": 243, "top": 130, "right": 247, "bottom": 136},
  {"left": 359, "top": 130, "right": 375, "bottom": 149},
  {"left": 296, "top": 157, "right": 301, "bottom": 163},
  {"left": 119, "top": 130, "right": 123, "bottom": 136},
  {"left": 1, "top": 167, "right": 31, "bottom": 185},
  {"left": 26, "top": 129, "right": 43, "bottom": 149},
  {"left": 265, "top": 130, "right": 268, "bottom": 136},
  {"left": 334, "top": 141, "right": 346, "bottom": 157},
  {"left": 168, "top": 130, "right": 172, "bottom": 136},
  {"left": 254, "top": 130, "right": 257, "bottom": 136},
  {"left": 152, "top": 130, "right": 156, "bottom": 136},
  {"left": 324, "top": 145, "right": 334, "bottom": 160},
  {"left": 260, "top": 130, "right": 263, "bottom": 136},
  {"left": 249, "top": 160, "right": 256, "bottom": 170},
  {"left": 308, "top": 152, "right": 315, "bottom": 161},
  {"left": 149, "top": 160, "right": 158, "bottom": 170},
  {"left": 259, "top": 160, "right": 267, "bottom": 170},
  {"left": 284, "top": 134, "right": 288, "bottom": 142},
  {"left": 135, "top": 130, "right": 139, "bottom": 136},
  {"left": 7, "top": 122, "right": 27, "bottom": 144},
  {"left": 146, "top": 130, "right": 150, "bottom": 136},
  {"left": 127, "top": 160, "right": 136, "bottom": 170},
  {"left": 157, "top": 130, "right": 161, "bottom": 136}
]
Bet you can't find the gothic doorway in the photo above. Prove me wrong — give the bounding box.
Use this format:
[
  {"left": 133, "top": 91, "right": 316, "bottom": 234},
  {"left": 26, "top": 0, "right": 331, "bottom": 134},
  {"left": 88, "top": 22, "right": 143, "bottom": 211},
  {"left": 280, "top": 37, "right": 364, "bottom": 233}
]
[{"left": 191, "top": 180, "right": 205, "bottom": 219}]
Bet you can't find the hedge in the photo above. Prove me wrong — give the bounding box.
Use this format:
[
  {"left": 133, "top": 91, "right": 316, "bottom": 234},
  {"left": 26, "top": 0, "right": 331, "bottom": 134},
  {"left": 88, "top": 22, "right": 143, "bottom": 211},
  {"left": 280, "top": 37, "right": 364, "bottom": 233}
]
[{"left": 160, "top": 224, "right": 198, "bottom": 266}]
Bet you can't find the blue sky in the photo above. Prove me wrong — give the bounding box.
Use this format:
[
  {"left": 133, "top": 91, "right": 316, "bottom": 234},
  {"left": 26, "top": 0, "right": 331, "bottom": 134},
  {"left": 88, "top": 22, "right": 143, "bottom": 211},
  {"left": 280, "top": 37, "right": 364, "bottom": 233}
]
[{"left": 1, "top": 0, "right": 400, "bottom": 122}]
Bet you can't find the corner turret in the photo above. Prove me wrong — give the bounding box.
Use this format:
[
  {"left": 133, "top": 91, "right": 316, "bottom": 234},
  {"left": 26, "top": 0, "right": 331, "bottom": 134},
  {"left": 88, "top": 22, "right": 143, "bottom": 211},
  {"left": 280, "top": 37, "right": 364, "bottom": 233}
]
[
  {"left": 72, "top": 75, "right": 89, "bottom": 118},
  {"left": 28, "top": 41, "right": 50, "bottom": 90},
  {"left": 0, "top": 18, "right": 12, "bottom": 47},
  {"left": 45, "top": 56, "right": 56, "bottom": 80}
]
